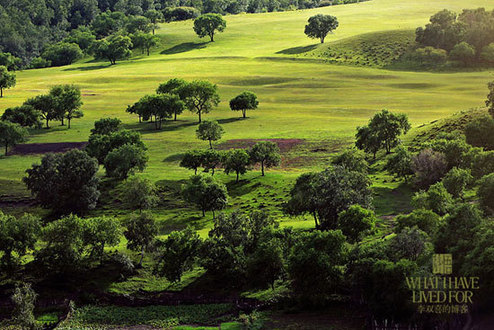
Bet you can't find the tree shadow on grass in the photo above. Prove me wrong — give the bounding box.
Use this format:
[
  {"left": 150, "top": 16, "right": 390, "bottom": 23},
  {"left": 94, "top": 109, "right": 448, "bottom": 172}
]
[
  {"left": 276, "top": 44, "right": 319, "bottom": 55},
  {"left": 160, "top": 42, "right": 208, "bottom": 55},
  {"left": 63, "top": 64, "right": 111, "bottom": 71},
  {"left": 123, "top": 120, "right": 198, "bottom": 134},
  {"left": 217, "top": 117, "right": 246, "bottom": 125}
]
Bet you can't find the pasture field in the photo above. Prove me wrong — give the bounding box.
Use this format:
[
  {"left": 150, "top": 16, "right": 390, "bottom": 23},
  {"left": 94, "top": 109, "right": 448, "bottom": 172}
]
[{"left": 1, "top": 0, "right": 493, "bottom": 228}]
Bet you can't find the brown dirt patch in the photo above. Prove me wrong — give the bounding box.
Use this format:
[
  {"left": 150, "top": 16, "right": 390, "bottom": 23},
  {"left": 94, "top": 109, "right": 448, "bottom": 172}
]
[
  {"left": 217, "top": 139, "right": 304, "bottom": 153},
  {"left": 10, "top": 142, "right": 87, "bottom": 155}
]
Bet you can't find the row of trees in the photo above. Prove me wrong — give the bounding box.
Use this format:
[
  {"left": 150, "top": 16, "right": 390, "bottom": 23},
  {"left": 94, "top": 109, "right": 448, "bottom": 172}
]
[
  {"left": 415, "top": 8, "right": 494, "bottom": 66},
  {"left": 181, "top": 138, "right": 281, "bottom": 177},
  {"left": 127, "top": 78, "right": 259, "bottom": 125}
]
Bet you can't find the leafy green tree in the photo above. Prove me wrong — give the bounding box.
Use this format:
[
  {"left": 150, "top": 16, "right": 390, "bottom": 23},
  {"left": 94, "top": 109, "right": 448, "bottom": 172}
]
[
  {"left": 450, "top": 42, "right": 476, "bottom": 66},
  {"left": 0, "top": 212, "right": 40, "bottom": 268},
  {"left": 180, "top": 150, "right": 204, "bottom": 175},
  {"left": 41, "top": 42, "right": 83, "bottom": 66},
  {"left": 0, "top": 65, "right": 16, "bottom": 98},
  {"left": 64, "top": 26, "right": 96, "bottom": 53},
  {"left": 384, "top": 147, "right": 413, "bottom": 182},
  {"left": 486, "top": 81, "right": 494, "bottom": 119},
  {"left": 155, "top": 227, "right": 202, "bottom": 282},
  {"left": 229, "top": 91, "right": 259, "bottom": 118},
  {"left": 395, "top": 209, "right": 442, "bottom": 235},
  {"left": 124, "top": 211, "right": 157, "bottom": 267},
  {"left": 125, "top": 15, "right": 152, "bottom": 34},
  {"left": 355, "top": 125, "right": 381, "bottom": 159},
  {"left": 304, "top": 14, "right": 339, "bottom": 43},
  {"left": 364, "top": 110, "right": 411, "bottom": 154},
  {"left": 86, "top": 129, "right": 146, "bottom": 164},
  {"left": 411, "top": 148, "right": 448, "bottom": 188},
  {"left": 465, "top": 115, "right": 494, "bottom": 150},
  {"left": 412, "top": 182, "right": 453, "bottom": 216},
  {"left": 24, "top": 94, "right": 57, "bottom": 128},
  {"left": 412, "top": 47, "right": 448, "bottom": 66},
  {"left": 11, "top": 283, "right": 37, "bottom": 330},
  {"left": 481, "top": 43, "right": 494, "bottom": 64},
  {"left": 50, "top": 84, "right": 84, "bottom": 128},
  {"left": 285, "top": 166, "right": 373, "bottom": 229},
  {"left": 196, "top": 120, "right": 224, "bottom": 149},
  {"left": 82, "top": 216, "right": 121, "bottom": 261},
  {"left": 157, "top": 78, "right": 188, "bottom": 95},
  {"left": 132, "top": 32, "right": 159, "bottom": 55},
  {"left": 249, "top": 141, "right": 281, "bottom": 176},
  {"left": 389, "top": 227, "right": 431, "bottom": 261},
  {"left": 182, "top": 175, "right": 228, "bottom": 217},
  {"left": 91, "top": 118, "right": 122, "bottom": 135},
  {"left": 331, "top": 148, "right": 368, "bottom": 173},
  {"left": 164, "top": 7, "right": 200, "bottom": 22},
  {"left": 337, "top": 205, "right": 376, "bottom": 243},
  {"left": 104, "top": 143, "right": 148, "bottom": 179},
  {"left": 247, "top": 237, "right": 285, "bottom": 290},
  {"left": 178, "top": 80, "right": 220, "bottom": 123},
  {"left": 193, "top": 13, "right": 226, "bottom": 42},
  {"left": 144, "top": 10, "right": 163, "bottom": 34},
  {"left": 478, "top": 173, "right": 494, "bottom": 215},
  {"left": 1, "top": 105, "right": 41, "bottom": 128},
  {"left": 201, "top": 149, "right": 222, "bottom": 175},
  {"left": 92, "top": 11, "right": 128, "bottom": 37},
  {"left": 35, "top": 214, "right": 87, "bottom": 272},
  {"left": 93, "top": 34, "right": 133, "bottom": 65},
  {"left": 441, "top": 167, "right": 473, "bottom": 198},
  {"left": 472, "top": 150, "right": 494, "bottom": 178},
  {"left": 120, "top": 176, "right": 159, "bottom": 211},
  {"left": 24, "top": 150, "right": 100, "bottom": 214},
  {"left": 0, "top": 52, "right": 21, "bottom": 71},
  {"left": 131, "top": 94, "right": 184, "bottom": 129},
  {"left": 0, "top": 121, "right": 28, "bottom": 155},
  {"left": 288, "top": 230, "right": 347, "bottom": 303},
  {"left": 224, "top": 149, "right": 250, "bottom": 182},
  {"left": 431, "top": 134, "right": 475, "bottom": 169}
]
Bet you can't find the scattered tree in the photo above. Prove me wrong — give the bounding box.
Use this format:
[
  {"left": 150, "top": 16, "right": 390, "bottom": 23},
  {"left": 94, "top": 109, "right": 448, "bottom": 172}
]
[
  {"left": 41, "top": 42, "right": 83, "bottom": 66},
  {"left": 411, "top": 148, "right": 448, "bottom": 188},
  {"left": 478, "top": 173, "right": 494, "bottom": 215},
  {"left": 120, "top": 176, "right": 159, "bottom": 211},
  {"left": 441, "top": 167, "right": 473, "bottom": 199},
  {"left": 0, "top": 66, "right": 16, "bottom": 98},
  {"left": 201, "top": 149, "right": 223, "bottom": 175},
  {"left": 104, "top": 143, "right": 148, "bottom": 179},
  {"left": 229, "top": 91, "right": 259, "bottom": 118},
  {"left": 93, "top": 34, "right": 133, "bottom": 65},
  {"left": 82, "top": 216, "right": 121, "bottom": 261},
  {"left": 465, "top": 115, "right": 494, "bottom": 150},
  {"left": 144, "top": 10, "right": 163, "bottom": 34},
  {"left": 337, "top": 205, "right": 376, "bottom": 243},
  {"left": 155, "top": 227, "right": 201, "bottom": 282},
  {"left": 196, "top": 120, "right": 224, "bottom": 149},
  {"left": 11, "top": 283, "right": 37, "bottom": 330},
  {"left": 180, "top": 150, "right": 204, "bottom": 174},
  {"left": 0, "top": 121, "right": 28, "bottom": 155},
  {"left": 50, "top": 84, "right": 83, "bottom": 128},
  {"left": 178, "top": 80, "right": 220, "bottom": 123},
  {"left": 182, "top": 175, "right": 228, "bottom": 217},
  {"left": 124, "top": 211, "right": 158, "bottom": 267},
  {"left": 24, "top": 94, "right": 57, "bottom": 128},
  {"left": 395, "top": 209, "right": 441, "bottom": 235},
  {"left": 1, "top": 105, "right": 41, "bottom": 128},
  {"left": 450, "top": 42, "right": 476, "bottom": 66},
  {"left": 91, "top": 118, "right": 122, "bottom": 135},
  {"left": 193, "top": 14, "right": 226, "bottom": 42},
  {"left": 412, "top": 182, "right": 453, "bottom": 216},
  {"left": 385, "top": 145, "right": 413, "bottom": 181},
  {"left": 331, "top": 148, "right": 368, "bottom": 173},
  {"left": 0, "top": 212, "right": 40, "bottom": 268},
  {"left": 224, "top": 149, "right": 250, "bottom": 182},
  {"left": 23, "top": 149, "right": 100, "bottom": 214},
  {"left": 304, "top": 14, "right": 339, "bottom": 43},
  {"left": 249, "top": 141, "right": 281, "bottom": 176}
]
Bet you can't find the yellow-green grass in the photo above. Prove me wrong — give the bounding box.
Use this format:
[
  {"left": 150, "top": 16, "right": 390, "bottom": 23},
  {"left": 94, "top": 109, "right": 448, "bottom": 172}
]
[{"left": 0, "top": 0, "right": 493, "bottom": 228}]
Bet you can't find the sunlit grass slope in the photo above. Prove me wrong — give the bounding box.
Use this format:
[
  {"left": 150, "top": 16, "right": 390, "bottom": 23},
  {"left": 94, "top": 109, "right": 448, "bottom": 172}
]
[{"left": 0, "top": 0, "right": 493, "bottom": 222}]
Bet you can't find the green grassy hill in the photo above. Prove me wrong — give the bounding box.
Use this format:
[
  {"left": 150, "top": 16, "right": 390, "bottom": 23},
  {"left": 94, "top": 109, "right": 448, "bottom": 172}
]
[{"left": 0, "top": 0, "right": 493, "bottom": 230}]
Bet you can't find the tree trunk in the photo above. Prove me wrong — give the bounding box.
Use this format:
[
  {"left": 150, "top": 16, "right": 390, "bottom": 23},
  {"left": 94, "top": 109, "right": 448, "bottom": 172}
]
[
  {"left": 68, "top": 118, "right": 71, "bottom": 129},
  {"left": 236, "top": 172, "right": 239, "bottom": 182},
  {"left": 61, "top": 117, "right": 64, "bottom": 126},
  {"left": 198, "top": 111, "right": 202, "bottom": 123},
  {"left": 139, "top": 247, "right": 145, "bottom": 267},
  {"left": 152, "top": 28, "right": 155, "bottom": 35},
  {"left": 5, "top": 144, "right": 8, "bottom": 155},
  {"left": 147, "top": 48, "right": 150, "bottom": 56},
  {"left": 202, "top": 209, "right": 205, "bottom": 217},
  {"left": 139, "top": 115, "right": 142, "bottom": 123},
  {"left": 242, "top": 109, "right": 246, "bottom": 118},
  {"left": 209, "top": 139, "right": 213, "bottom": 149},
  {"left": 174, "top": 111, "right": 177, "bottom": 121},
  {"left": 0, "top": 88, "right": 3, "bottom": 98},
  {"left": 261, "top": 161, "right": 265, "bottom": 176},
  {"left": 195, "top": 168, "right": 197, "bottom": 175},
  {"left": 313, "top": 211, "right": 319, "bottom": 229},
  {"left": 212, "top": 167, "right": 215, "bottom": 176},
  {"left": 46, "top": 118, "right": 50, "bottom": 128},
  {"left": 210, "top": 33, "right": 214, "bottom": 42},
  {"left": 320, "top": 36, "right": 325, "bottom": 43}
]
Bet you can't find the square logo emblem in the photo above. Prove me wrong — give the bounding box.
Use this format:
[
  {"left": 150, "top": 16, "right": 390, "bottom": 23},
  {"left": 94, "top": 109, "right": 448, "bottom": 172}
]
[{"left": 433, "top": 254, "right": 452, "bottom": 275}]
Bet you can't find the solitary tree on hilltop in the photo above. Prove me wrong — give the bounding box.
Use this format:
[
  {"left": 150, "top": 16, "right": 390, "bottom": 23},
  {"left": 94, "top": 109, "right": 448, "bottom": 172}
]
[
  {"left": 304, "top": 14, "right": 339, "bottom": 44},
  {"left": 0, "top": 66, "right": 16, "bottom": 98},
  {"left": 196, "top": 120, "right": 224, "bottom": 149},
  {"left": 230, "top": 91, "right": 259, "bottom": 118},
  {"left": 193, "top": 14, "right": 226, "bottom": 42}
]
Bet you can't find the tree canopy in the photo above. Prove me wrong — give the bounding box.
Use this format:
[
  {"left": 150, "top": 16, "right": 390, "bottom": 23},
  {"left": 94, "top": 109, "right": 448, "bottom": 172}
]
[
  {"left": 193, "top": 14, "right": 226, "bottom": 42},
  {"left": 304, "top": 14, "right": 339, "bottom": 43}
]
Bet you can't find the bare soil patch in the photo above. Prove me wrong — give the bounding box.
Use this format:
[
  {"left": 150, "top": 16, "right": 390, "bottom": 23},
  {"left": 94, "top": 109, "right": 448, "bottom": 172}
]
[{"left": 10, "top": 142, "right": 87, "bottom": 155}]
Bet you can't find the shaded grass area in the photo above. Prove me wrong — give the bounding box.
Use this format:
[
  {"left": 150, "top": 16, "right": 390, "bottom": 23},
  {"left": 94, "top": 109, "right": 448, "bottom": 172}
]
[
  {"left": 305, "top": 29, "right": 416, "bottom": 68},
  {"left": 59, "top": 304, "right": 236, "bottom": 329}
]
